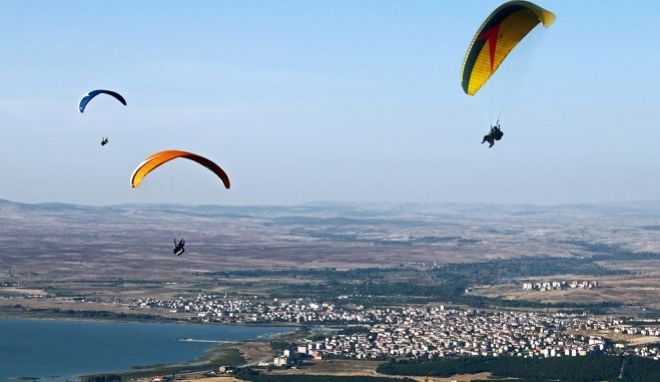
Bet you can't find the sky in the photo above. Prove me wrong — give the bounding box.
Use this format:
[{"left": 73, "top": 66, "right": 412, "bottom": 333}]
[{"left": 0, "top": 0, "right": 659, "bottom": 206}]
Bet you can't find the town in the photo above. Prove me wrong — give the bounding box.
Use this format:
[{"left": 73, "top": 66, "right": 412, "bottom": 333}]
[{"left": 130, "top": 294, "right": 660, "bottom": 365}]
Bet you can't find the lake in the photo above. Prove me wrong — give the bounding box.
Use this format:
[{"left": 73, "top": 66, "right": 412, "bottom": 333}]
[{"left": 0, "top": 318, "right": 290, "bottom": 381}]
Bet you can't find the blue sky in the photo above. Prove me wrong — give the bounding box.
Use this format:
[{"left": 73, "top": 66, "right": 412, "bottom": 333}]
[{"left": 0, "top": 1, "right": 658, "bottom": 205}]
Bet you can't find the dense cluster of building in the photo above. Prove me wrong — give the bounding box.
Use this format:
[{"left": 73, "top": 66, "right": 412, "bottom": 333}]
[
  {"left": 611, "top": 320, "right": 660, "bottom": 337},
  {"left": 129, "top": 294, "right": 659, "bottom": 362},
  {"left": 292, "top": 308, "right": 607, "bottom": 361},
  {"left": 130, "top": 294, "right": 368, "bottom": 323},
  {"left": 522, "top": 280, "right": 598, "bottom": 291}
]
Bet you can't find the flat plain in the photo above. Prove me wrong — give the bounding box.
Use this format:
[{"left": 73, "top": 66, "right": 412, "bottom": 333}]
[{"left": 1, "top": 199, "right": 660, "bottom": 312}]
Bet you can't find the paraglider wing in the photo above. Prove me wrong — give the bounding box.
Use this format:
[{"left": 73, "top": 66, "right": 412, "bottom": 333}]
[
  {"left": 79, "top": 90, "right": 127, "bottom": 113},
  {"left": 461, "top": 1, "right": 555, "bottom": 96},
  {"left": 130, "top": 150, "right": 231, "bottom": 189}
]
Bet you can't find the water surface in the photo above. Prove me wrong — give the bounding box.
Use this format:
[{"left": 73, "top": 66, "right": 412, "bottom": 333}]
[{"left": 0, "top": 318, "right": 289, "bottom": 381}]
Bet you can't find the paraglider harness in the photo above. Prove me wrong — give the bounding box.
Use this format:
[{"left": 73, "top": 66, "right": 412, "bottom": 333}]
[
  {"left": 481, "top": 121, "right": 503, "bottom": 148},
  {"left": 173, "top": 238, "right": 185, "bottom": 256},
  {"left": 101, "top": 137, "right": 109, "bottom": 146}
]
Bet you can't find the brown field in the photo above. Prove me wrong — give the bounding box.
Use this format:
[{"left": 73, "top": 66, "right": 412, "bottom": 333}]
[
  {"left": 236, "top": 341, "right": 276, "bottom": 365},
  {"left": 176, "top": 378, "right": 241, "bottom": 382},
  {"left": 268, "top": 359, "right": 493, "bottom": 382},
  {"left": 5, "top": 201, "right": 654, "bottom": 277},
  {"left": 272, "top": 359, "right": 383, "bottom": 376},
  {"left": 2, "top": 201, "right": 660, "bottom": 315}
]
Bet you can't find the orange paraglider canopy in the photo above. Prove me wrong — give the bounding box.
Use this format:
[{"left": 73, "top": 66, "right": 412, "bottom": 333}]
[{"left": 131, "top": 150, "right": 230, "bottom": 189}]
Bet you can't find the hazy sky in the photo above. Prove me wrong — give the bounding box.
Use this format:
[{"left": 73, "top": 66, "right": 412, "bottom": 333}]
[{"left": 0, "top": 1, "right": 658, "bottom": 205}]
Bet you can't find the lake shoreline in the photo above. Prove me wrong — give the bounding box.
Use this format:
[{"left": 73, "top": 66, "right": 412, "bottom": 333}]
[
  {"left": 78, "top": 327, "right": 302, "bottom": 382},
  {"left": 0, "top": 317, "right": 296, "bottom": 382},
  {"left": 0, "top": 307, "right": 301, "bottom": 329}
]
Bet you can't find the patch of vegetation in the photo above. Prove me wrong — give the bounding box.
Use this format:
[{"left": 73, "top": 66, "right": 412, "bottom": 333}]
[
  {"left": 562, "top": 240, "right": 660, "bottom": 261},
  {"left": 0, "top": 305, "right": 174, "bottom": 322},
  {"left": 202, "top": 346, "right": 245, "bottom": 365},
  {"left": 621, "top": 355, "right": 660, "bottom": 382},
  {"left": 378, "top": 355, "right": 659, "bottom": 382},
  {"left": 438, "top": 256, "right": 627, "bottom": 285},
  {"left": 82, "top": 347, "right": 244, "bottom": 381},
  {"left": 337, "top": 325, "right": 371, "bottom": 336},
  {"left": 198, "top": 244, "right": 640, "bottom": 311},
  {"left": 460, "top": 295, "right": 622, "bottom": 311},
  {"left": 81, "top": 375, "right": 122, "bottom": 382}
]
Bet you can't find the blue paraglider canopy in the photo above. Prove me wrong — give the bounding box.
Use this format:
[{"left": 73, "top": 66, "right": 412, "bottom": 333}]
[{"left": 79, "top": 90, "right": 127, "bottom": 113}]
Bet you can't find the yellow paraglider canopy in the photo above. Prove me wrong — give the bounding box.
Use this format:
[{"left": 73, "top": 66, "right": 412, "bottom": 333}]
[{"left": 461, "top": 1, "right": 555, "bottom": 96}]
